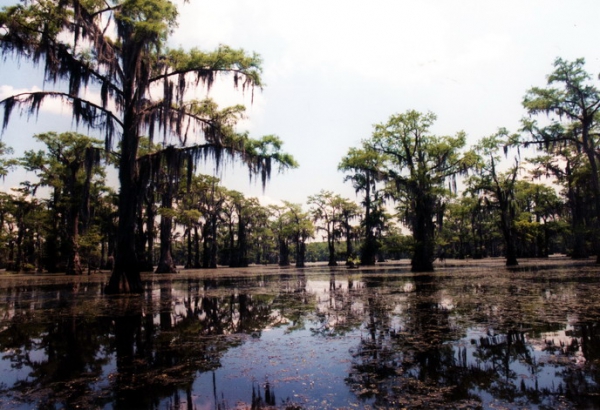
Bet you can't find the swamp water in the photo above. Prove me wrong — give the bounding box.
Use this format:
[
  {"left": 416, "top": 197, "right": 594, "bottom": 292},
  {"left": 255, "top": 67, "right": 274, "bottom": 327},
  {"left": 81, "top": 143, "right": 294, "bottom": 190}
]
[{"left": 0, "top": 259, "right": 599, "bottom": 409}]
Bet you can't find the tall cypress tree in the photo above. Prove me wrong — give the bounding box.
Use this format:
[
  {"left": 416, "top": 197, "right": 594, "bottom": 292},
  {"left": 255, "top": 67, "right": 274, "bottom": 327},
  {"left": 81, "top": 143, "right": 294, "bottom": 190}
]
[{"left": 0, "top": 0, "right": 293, "bottom": 291}]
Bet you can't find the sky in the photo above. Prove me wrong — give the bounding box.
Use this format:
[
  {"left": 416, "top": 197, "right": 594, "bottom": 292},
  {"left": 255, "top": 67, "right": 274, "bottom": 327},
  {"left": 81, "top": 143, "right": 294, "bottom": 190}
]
[{"left": 2, "top": 0, "right": 600, "bottom": 206}]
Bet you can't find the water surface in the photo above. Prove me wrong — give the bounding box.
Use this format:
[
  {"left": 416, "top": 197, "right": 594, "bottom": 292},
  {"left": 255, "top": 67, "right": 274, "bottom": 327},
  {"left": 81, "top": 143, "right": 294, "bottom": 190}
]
[{"left": 0, "top": 258, "right": 598, "bottom": 409}]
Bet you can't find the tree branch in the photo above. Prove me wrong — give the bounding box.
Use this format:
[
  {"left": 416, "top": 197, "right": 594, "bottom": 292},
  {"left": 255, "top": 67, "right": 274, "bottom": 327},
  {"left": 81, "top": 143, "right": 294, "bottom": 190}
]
[{"left": 1, "top": 91, "right": 124, "bottom": 132}]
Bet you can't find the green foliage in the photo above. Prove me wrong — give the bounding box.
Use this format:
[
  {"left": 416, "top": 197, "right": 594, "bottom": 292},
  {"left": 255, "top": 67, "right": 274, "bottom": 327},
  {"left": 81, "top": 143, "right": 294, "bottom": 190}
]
[
  {"left": 305, "top": 242, "right": 329, "bottom": 262},
  {"left": 0, "top": 0, "right": 299, "bottom": 288},
  {"left": 0, "top": 142, "right": 16, "bottom": 179},
  {"left": 308, "top": 191, "right": 361, "bottom": 265},
  {"left": 1, "top": 189, "right": 47, "bottom": 272},
  {"left": 118, "top": 0, "right": 178, "bottom": 42},
  {"left": 468, "top": 130, "right": 522, "bottom": 265},
  {"left": 243, "top": 134, "right": 299, "bottom": 188},
  {"left": 157, "top": 207, "right": 178, "bottom": 219},
  {"left": 521, "top": 57, "right": 600, "bottom": 260},
  {"left": 268, "top": 202, "right": 313, "bottom": 267},
  {"left": 18, "top": 132, "right": 106, "bottom": 274},
  {"left": 339, "top": 143, "right": 385, "bottom": 266},
  {"left": 379, "top": 226, "right": 411, "bottom": 260},
  {"left": 338, "top": 144, "right": 383, "bottom": 192},
  {"left": 78, "top": 227, "right": 103, "bottom": 267},
  {"left": 164, "top": 45, "right": 263, "bottom": 89},
  {"left": 370, "top": 110, "right": 470, "bottom": 223},
  {"left": 366, "top": 110, "right": 471, "bottom": 271},
  {"left": 522, "top": 58, "right": 600, "bottom": 124}
]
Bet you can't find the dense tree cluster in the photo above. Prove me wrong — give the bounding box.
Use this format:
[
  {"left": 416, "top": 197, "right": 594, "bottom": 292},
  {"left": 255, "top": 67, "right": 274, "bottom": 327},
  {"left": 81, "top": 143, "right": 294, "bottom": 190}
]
[
  {"left": 0, "top": 0, "right": 599, "bottom": 290},
  {"left": 339, "top": 58, "right": 595, "bottom": 270},
  {"left": 0, "top": 0, "right": 294, "bottom": 292}
]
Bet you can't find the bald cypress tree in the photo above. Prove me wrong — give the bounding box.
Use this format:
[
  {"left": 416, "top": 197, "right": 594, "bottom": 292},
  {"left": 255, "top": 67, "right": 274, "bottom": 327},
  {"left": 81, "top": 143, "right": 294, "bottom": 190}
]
[
  {"left": 0, "top": 0, "right": 291, "bottom": 292},
  {"left": 339, "top": 145, "right": 383, "bottom": 266},
  {"left": 522, "top": 58, "right": 600, "bottom": 262},
  {"left": 21, "top": 132, "right": 103, "bottom": 275},
  {"left": 367, "top": 111, "right": 474, "bottom": 272}
]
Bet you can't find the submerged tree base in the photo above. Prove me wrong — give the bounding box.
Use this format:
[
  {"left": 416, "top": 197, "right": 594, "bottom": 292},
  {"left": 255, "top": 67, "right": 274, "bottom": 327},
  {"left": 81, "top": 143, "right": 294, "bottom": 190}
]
[
  {"left": 104, "top": 271, "right": 143, "bottom": 294},
  {"left": 154, "top": 263, "right": 178, "bottom": 274},
  {"left": 411, "top": 258, "right": 434, "bottom": 272}
]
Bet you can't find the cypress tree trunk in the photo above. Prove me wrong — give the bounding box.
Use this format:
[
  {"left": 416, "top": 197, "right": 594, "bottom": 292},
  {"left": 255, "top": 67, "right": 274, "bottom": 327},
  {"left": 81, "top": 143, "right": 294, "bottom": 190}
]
[
  {"left": 45, "top": 186, "right": 62, "bottom": 273},
  {"left": 344, "top": 214, "right": 354, "bottom": 266},
  {"left": 14, "top": 211, "right": 25, "bottom": 272},
  {"left": 193, "top": 226, "right": 201, "bottom": 268},
  {"left": 569, "top": 185, "right": 588, "bottom": 259},
  {"left": 105, "top": 33, "right": 145, "bottom": 294},
  {"left": 227, "top": 221, "right": 236, "bottom": 267},
  {"left": 184, "top": 228, "right": 193, "bottom": 269},
  {"left": 135, "top": 200, "right": 151, "bottom": 272},
  {"left": 155, "top": 215, "right": 177, "bottom": 273},
  {"left": 65, "top": 207, "right": 83, "bottom": 275},
  {"left": 155, "top": 186, "right": 177, "bottom": 274},
  {"left": 500, "top": 206, "right": 518, "bottom": 267},
  {"left": 360, "top": 172, "right": 377, "bottom": 266},
  {"left": 145, "top": 196, "right": 156, "bottom": 271},
  {"left": 100, "top": 240, "right": 107, "bottom": 270},
  {"left": 376, "top": 226, "right": 385, "bottom": 263},
  {"left": 231, "top": 218, "right": 249, "bottom": 268},
  {"left": 239, "top": 221, "right": 248, "bottom": 267},
  {"left": 295, "top": 239, "right": 306, "bottom": 268},
  {"left": 581, "top": 128, "right": 600, "bottom": 264},
  {"left": 504, "top": 236, "right": 519, "bottom": 266},
  {"left": 105, "top": 118, "right": 143, "bottom": 293},
  {"left": 411, "top": 194, "right": 435, "bottom": 272},
  {"left": 327, "top": 233, "right": 337, "bottom": 266},
  {"left": 202, "top": 225, "right": 211, "bottom": 269},
  {"left": 44, "top": 231, "right": 60, "bottom": 273},
  {"left": 201, "top": 216, "right": 218, "bottom": 269},
  {"left": 278, "top": 238, "right": 290, "bottom": 266},
  {"left": 208, "top": 216, "right": 218, "bottom": 268}
]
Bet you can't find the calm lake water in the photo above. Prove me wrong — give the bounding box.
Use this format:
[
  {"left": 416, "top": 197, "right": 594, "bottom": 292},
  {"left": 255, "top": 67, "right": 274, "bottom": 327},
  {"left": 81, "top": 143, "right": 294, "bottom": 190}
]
[{"left": 0, "top": 258, "right": 599, "bottom": 409}]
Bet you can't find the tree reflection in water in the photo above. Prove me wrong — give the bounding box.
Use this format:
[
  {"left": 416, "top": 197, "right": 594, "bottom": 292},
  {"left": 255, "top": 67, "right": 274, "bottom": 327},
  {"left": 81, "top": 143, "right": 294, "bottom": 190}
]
[
  {"left": 0, "top": 277, "right": 302, "bottom": 409},
  {"left": 346, "top": 274, "right": 479, "bottom": 408},
  {"left": 0, "top": 263, "right": 599, "bottom": 408},
  {"left": 346, "top": 269, "right": 600, "bottom": 409}
]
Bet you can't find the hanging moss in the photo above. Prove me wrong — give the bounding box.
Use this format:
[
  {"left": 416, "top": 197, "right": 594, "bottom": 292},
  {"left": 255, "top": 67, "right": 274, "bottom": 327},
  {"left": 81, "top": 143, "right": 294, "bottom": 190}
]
[{"left": 0, "top": 0, "right": 292, "bottom": 293}]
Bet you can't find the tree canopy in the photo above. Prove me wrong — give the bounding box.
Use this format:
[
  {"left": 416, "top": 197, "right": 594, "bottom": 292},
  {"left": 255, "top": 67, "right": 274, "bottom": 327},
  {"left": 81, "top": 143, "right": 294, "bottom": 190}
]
[
  {"left": 366, "top": 110, "right": 474, "bottom": 271},
  {"left": 0, "top": 0, "right": 294, "bottom": 292}
]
